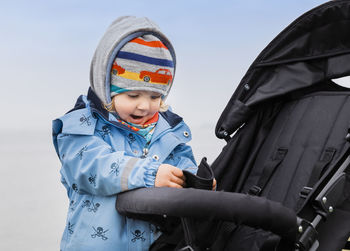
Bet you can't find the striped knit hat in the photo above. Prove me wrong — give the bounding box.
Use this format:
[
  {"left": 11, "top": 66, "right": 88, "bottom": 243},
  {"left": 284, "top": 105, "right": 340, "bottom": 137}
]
[{"left": 110, "top": 34, "right": 174, "bottom": 98}]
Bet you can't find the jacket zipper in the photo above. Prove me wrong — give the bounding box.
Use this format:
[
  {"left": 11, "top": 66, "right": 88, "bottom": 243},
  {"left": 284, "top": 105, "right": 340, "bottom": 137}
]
[
  {"left": 142, "top": 124, "right": 186, "bottom": 158},
  {"left": 141, "top": 142, "right": 150, "bottom": 158},
  {"left": 141, "top": 127, "right": 175, "bottom": 158},
  {"left": 92, "top": 110, "right": 188, "bottom": 158}
]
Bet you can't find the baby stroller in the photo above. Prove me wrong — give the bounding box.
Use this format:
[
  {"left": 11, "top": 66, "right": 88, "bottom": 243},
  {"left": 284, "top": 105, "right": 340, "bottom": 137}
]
[{"left": 116, "top": 1, "right": 350, "bottom": 250}]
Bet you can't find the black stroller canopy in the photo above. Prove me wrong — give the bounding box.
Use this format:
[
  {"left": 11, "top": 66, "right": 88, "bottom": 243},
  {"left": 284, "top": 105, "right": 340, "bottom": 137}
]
[{"left": 216, "top": 0, "right": 350, "bottom": 139}]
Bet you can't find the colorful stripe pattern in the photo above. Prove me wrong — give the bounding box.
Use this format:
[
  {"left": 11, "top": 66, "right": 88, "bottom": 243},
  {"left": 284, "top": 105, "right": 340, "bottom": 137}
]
[
  {"left": 129, "top": 38, "right": 168, "bottom": 49},
  {"left": 110, "top": 35, "right": 174, "bottom": 98},
  {"left": 116, "top": 113, "right": 159, "bottom": 141},
  {"left": 117, "top": 51, "right": 174, "bottom": 68}
]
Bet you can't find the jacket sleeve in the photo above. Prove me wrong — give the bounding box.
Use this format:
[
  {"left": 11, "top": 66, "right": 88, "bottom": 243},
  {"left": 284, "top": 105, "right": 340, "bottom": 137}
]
[
  {"left": 164, "top": 143, "right": 198, "bottom": 174},
  {"left": 56, "top": 133, "right": 160, "bottom": 196}
]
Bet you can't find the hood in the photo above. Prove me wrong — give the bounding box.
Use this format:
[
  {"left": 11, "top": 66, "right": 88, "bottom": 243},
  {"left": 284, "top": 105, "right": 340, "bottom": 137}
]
[
  {"left": 215, "top": 0, "right": 350, "bottom": 139},
  {"left": 90, "top": 16, "right": 176, "bottom": 105}
]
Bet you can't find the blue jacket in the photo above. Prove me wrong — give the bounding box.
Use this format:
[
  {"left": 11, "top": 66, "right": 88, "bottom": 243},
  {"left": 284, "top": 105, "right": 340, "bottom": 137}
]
[{"left": 52, "top": 90, "right": 197, "bottom": 250}]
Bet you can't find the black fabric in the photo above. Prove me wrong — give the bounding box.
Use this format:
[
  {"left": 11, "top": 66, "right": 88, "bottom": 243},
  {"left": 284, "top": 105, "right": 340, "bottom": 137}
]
[
  {"left": 117, "top": 188, "right": 298, "bottom": 241},
  {"left": 213, "top": 100, "right": 283, "bottom": 193},
  {"left": 192, "top": 84, "right": 350, "bottom": 250},
  {"left": 248, "top": 147, "right": 288, "bottom": 196},
  {"left": 307, "top": 147, "right": 336, "bottom": 188},
  {"left": 215, "top": 99, "right": 253, "bottom": 139},
  {"left": 259, "top": 235, "right": 281, "bottom": 251},
  {"left": 216, "top": 0, "right": 350, "bottom": 138},
  {"left": 183, "top": 157, "right": 214, "bottom": 190},
  {"left": 240, "top": 91, "right": 350, "bottom": 206},
  {"left": 219, "top": 90, "right": 350, "bottom": 251}
]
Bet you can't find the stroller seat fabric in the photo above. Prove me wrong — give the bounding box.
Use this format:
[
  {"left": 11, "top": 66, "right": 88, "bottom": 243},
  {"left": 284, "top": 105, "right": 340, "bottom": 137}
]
[
  {"left": 243, "top": 90, "right": 350, "bottom": 207},
  {"left": 217, "top": 85, "right": 350, "bottom": 251}
]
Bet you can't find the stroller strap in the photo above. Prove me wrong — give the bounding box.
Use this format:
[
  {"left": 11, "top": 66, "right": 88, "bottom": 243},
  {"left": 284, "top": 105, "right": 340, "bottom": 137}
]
[
  {"left": 248, "top": 147, "right": 288, "bottom": 196},
  {"left": 307, "top": 147, "right": 336, "bottom": 188},
  {"left": 297, "top": 147, "right": 337, "bottom": 210}
]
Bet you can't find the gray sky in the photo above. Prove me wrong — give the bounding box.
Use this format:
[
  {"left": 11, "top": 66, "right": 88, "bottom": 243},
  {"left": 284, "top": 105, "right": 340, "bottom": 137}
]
[
  {"left": 0, "top": 0, "right": 330, "bottom": 165},
  {"left": 0, "top": 0, "right": 327, "bottom": 131}
]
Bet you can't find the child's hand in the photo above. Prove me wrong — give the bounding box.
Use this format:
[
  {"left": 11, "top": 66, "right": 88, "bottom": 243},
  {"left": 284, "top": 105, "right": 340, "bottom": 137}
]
[{"left": 155, "top": 164, "right": 186, "bottom": 188}]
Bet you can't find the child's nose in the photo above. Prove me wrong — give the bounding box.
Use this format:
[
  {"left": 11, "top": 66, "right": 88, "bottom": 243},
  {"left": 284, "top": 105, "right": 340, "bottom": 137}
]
[{"left": 137, "top": 98, "right": 150, "bottom": 110}]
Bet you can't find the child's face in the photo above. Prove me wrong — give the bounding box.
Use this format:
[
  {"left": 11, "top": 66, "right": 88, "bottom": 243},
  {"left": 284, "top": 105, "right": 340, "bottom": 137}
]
[{"left": 113, "top": 90, "right": 162, "bottom": 125}]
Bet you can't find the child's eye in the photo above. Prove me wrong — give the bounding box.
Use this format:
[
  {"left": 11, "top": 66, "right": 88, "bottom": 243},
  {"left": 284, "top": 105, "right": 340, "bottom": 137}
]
[
  {"left": 128, "top": 94, "right": 139, "bottom": 98},
  {"left": 151, "top": 95, "right": 161, "bottom": 100}
]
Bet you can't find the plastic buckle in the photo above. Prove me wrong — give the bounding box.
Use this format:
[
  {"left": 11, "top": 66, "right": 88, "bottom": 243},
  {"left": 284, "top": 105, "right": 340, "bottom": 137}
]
[
  {"left": 248, "top": 185, "right": 262, "bottom": 196},
  {"left": 299, "top": 186, "right": 312, "bottom": 199}
]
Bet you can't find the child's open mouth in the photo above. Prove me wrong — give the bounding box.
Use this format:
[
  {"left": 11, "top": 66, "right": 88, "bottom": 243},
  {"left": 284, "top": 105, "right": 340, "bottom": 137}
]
[{"left": 130, "top": 115, "right": 143, "bottom": 120}]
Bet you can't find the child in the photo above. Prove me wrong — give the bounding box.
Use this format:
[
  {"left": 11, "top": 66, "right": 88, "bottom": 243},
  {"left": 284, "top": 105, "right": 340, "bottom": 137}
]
[{"left": 52, "top": 16, "right": 198, "bottom": 251}]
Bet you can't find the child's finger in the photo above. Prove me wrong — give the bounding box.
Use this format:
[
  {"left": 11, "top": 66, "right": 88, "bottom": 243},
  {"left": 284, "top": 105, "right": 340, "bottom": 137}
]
[
  {"left": 168, "top": 182, "right": 183, "bottom": 188},
  {"left": 170, "top": 175, "right": 185, "bottom": 186},
  {"left": 170, "top": 167, "right": 184, "bottom": 178}
]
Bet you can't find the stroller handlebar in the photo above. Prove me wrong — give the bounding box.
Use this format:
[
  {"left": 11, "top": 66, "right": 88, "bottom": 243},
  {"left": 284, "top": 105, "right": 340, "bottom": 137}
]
[{"left": 116, "top": 187, "right": 298, "bottom": 241}]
